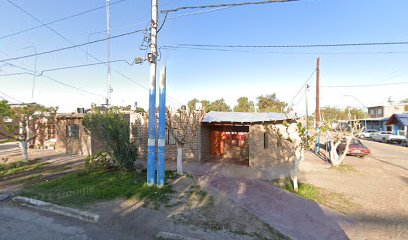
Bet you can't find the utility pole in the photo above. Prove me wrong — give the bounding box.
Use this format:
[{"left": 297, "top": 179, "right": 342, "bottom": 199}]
[
  {"left": 305, "top": 84, "right": 309, "bottom": 146},
  {"left": 106, "top": 0, "right": 112, "bottom": 106},
  {"left": 147, "top": 0, "right": 159, "bottom": 186},
  {"left": 315, "top": 57, "right": 321, "bottom": 154},
  {"left": 157, "top": 66, "right": 166, "bottom": 188}
]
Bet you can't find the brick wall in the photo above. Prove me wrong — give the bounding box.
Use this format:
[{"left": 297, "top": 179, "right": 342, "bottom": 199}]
[
  {"left": 249, "top": 124, "right": 293, "bottom": 167},
  {"left": 133, "top": 113, "right": 199, "bottom": 161},
  {"left": 200, "top": 125, "right": 211, "bottom": 162},
  {"left": 55, "top": 117, "right": 94, "bottom": 155}
]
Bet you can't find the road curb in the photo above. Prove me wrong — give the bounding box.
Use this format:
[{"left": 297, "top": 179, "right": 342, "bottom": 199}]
[
  {"left": 155, "top": 232, "right": 200, "bottom": 240},
  {"left": 0, "top": 194, "right": 10, "bottom": 202},
  {"left": 12, "top": 196, "right": 99, "bottom": 223}
]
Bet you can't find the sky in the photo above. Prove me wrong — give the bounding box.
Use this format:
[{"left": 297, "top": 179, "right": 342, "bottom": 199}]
[{"left": 1, "top": 0, "right": 408, "bottom": 115}]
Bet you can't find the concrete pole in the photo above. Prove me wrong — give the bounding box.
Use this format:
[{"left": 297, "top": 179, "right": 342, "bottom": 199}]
[
  {"left": 315, "top": 57, "right": 321, "bottom": 154},
  {"left": 305, "top": 84, "right": 309, "bottom": 146},
  {"left": 106, "top": 0, "right": 112, "bottom": 106},
  {"left": 157, "top": 66, "right": 166, "bottom": 188},
  {"left": 147, "top": 0, "right": 159, "bottom": 186}
]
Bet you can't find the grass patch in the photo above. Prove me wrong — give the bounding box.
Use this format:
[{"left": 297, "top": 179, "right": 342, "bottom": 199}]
[
  {"left": 0, "top": 161, "right": 48, "bottom": 177},
  {"left": 329, "top": 163, "right": 357, "bottom": 174},
  {"left": 21, "top": 169, "right": 175, "bottom": 208},
  {"left": 270, "top": 178, "right": 359, "bottom": 214}
]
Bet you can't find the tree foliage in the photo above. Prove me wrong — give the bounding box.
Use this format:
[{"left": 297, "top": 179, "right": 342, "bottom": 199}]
[
  {"left": 256, "top": 94, "right": 289, "bottom": 113},
  {"left": 186, "top": 98, "right": 231, "bottom": 112},
  {"left": 83, "top": 109, "right": 137, "bottom": 171},
  {"left": 234, "top": 97, "right": 255, "bottom": 112},
  {"left": 321, "top": 106, "right": 366, "bottom": 121}
]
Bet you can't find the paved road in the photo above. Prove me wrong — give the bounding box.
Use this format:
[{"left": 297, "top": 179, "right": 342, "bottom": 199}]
[{"left": 361, "top": 139, "right": 408, "bottom": 172}]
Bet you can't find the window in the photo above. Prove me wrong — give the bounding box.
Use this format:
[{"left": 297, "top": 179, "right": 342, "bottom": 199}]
[
  {"left": 264, "top": 132, "right": 268, "bottom": 149},
  {"left": 66, "top": 124, "right": 79, "bottom": 139},
  {"left": 166, "top": 128, "right": 176, "bottom": 145},
  {"left": 377, "top": 108, "right": 383, "bottom": 115}
]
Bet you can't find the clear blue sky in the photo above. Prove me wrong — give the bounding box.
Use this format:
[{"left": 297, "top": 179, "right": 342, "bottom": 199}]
[{"left": 1, "top": 0, "right": 408, "bottom": 114}]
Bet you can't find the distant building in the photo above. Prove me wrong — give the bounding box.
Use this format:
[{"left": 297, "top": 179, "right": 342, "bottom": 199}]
[
  {"left": 355, "top": 103, "right": 408, "bottom": 131},
  {"left": 386, "top": 113, "right": 408, "bottom": 136}
]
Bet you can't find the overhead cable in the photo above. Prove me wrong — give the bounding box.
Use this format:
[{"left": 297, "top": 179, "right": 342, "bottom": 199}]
[
  {"left": 161, "top": 0, "right": 299, "bottom": 13},
  {"left": 0, "top": 0, "right": 127, "bottom": 40}
]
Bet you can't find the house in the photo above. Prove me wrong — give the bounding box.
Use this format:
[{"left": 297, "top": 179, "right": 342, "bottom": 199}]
[
  {"left": 199, "top": 111, "right": 298, "bottom": 167},
  {"left": 352, "top": 103, "right": 408, "bottom": 131},
  {"left": 386, "top": 113, "right": 408, "bottom": 136},
  {"left": 55, "top": 110, "right": 298, "bottom": 169}
]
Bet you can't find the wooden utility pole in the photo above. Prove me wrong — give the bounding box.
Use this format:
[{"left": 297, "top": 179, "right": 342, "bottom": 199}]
[{"left": 315, "top": 57, "right": 321, "bottom": 154}]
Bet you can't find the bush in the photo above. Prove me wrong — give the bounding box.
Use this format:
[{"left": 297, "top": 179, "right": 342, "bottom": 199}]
[{"left": 83, "top": 110, "right": 138, "bottom": 171}]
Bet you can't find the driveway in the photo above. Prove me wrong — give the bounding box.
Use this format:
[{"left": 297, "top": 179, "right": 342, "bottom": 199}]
[{"left": 186, "top": 163, "right": 352, "bottom": 240}]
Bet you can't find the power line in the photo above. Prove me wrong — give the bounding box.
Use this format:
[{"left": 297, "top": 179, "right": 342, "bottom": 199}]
[
  {"left": 0, "top": 29, "right": 147, "bottom": 63},
  {"left": 317, "top": 81, "right": 408, "bottom": 88},
  {"left": 0, "top": 89, "right": 23, "bottom": 103},
  {"left": 0, "top": 59, "right": 136, "bottom": 77},
  {"left": 289, "top": 69, "right": 316, "bottom": 105},
  {"left": 173, "top": 41, "right": 408, "bottom": 48},
  {"left": 2, "top": 61, "right": 105, "bottom": 98},
  {"left": 0, "top": 0, "right": 127, "bottom": 40},
  {"left": 161, "top": 0, "right": 299, "bottom": 13},
  {"left": 161, "top": 46, "right": 408, "bottom": 55}
]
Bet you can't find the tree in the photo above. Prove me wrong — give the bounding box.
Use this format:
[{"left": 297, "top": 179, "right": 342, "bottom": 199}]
[
  {"left": 187, "top": 98, "right": 199, "bottom": 112},
  {"left": 209, "top": 98, "right": 231, "bottom": 112},
  {"left": 83, "top": 108, "right": 138, "bottom": 171},
  {"left": 256, "top": 94, "right": 289, "bottom": 113},
  {"left": 0, "top": 102, "right": 56, "bottom": 161},
  {"left": 321, "top": 121, "right": 362, "bottom": 166},
  {"left": 266, "top": 122, "right": 313, "bottom": 192},
  {"left": 201, "top": 100, "right": 212, "bottom": 113},
  {"left": 166, "top": 109, "right": 204, "bottom": 174},
  {"left": 347, "top": 107, "right": 366, "bottom": 120},
  {"left": 234, "top": 97, "right": 255, "bottom": 112},
  {"left": 321, "top": 106, "right": 346, "bottom": 121},
  {"left": 400, "top": 98, "right": 408, "bottom": 103}
]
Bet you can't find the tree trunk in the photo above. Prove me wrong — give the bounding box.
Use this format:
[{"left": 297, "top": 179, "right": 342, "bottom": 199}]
[
  {"left": 177, "top": 145, "right": 184, "bottom": 175},
  {"left": 293, "top": 147, "right": 302, "bottom": 192},
  {"left": 21, "top": 141, "right": 28, "bottom": 162}
]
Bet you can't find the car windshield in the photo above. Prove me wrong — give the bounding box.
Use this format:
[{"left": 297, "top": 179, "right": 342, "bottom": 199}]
[{"left": 351, "top": 139, "right": 362, "bottom": 145}]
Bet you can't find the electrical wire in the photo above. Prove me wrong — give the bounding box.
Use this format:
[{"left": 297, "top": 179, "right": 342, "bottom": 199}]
[
  {"left": 316, "top": 81, "right": 408, "bottom": 88},
  {"left": 0, "top": 29, "right": 147, "bottom": 63},
  {"left": 161, "top": 46, "right": 408, "bottom": 55},
  {"left": 289, "top": 69, "right": 315, "bottom": 105},
  {"left": 0, "top": 89, "right": 23, "bottom": 103},
  {"left": 161, "top": 0, "right": 299, "bottom": 13},
  {"left": 167, "top": 6, "right": 232, "bottom": 19},
  {"left": 2, "top": 61, "right": 105, "bottom": 98},
  {"left": 0, "top": 0, "right": 127, "bottom": 40},
  {"left": 173, "top": 41, "right": 408, "bottom": 48},
  {"left": 0, "top": 59, "right": 137, "bottom": 77}
]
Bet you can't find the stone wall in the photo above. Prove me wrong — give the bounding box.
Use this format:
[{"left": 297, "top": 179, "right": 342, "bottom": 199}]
[{"left": 248, "top": 124, "right": 293, "bottom": 167}]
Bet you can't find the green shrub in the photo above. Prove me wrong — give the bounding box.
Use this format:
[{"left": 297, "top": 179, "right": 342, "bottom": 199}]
[{"left": 83, "top": 110, "right": 137, "bottom": 171}]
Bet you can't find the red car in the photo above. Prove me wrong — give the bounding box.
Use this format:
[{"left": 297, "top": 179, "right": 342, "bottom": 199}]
[{"left": 337, "top": 138, "right": 371, "bottom": 158}]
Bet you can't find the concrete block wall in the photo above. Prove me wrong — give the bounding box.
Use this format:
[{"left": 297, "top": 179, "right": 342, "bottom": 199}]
[{"left": 200, "top": 125, "right": 211, "bottom": 162}]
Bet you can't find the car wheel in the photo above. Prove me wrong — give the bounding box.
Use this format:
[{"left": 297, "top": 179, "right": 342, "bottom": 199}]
[{"left": 382, "top": 138, "right": 387, "bottom": 143}]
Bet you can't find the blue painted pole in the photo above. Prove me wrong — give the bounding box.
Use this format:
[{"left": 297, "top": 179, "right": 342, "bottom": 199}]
[
  {"left": 157, "top": 66, "right": 166, "bottom": 188},
  {"left": 147, "top": 0, "right": 158, "bottom": 186},
  {"left": 147, "top": 71, "right": 157, "bottom": 186}
]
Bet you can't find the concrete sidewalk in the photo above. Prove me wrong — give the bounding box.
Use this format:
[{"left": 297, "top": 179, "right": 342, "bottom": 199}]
[{"left": 187, "top": 164, "right": 353, "bottom": 240}]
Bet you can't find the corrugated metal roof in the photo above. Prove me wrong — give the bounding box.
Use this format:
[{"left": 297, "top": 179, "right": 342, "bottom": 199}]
[
  {"left": 202, "top": 111, "right": 297, "bottom": 123},
  {"left": 395, "top": 113, "right": 408, "bottom": 126}
]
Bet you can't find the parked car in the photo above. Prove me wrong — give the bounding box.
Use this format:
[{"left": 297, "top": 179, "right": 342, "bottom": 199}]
[
  {"left": 337, "top": 138, "right": 371, "bottom": 157},
  {"left": 370, "top": 131, "right": 407, "bottom": 143},
  {"left": 359, "top": 129, "right": 379, "bottom": 138},
  {"left": 401, "top": 138, "right": 408, "bottom": 147}
]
